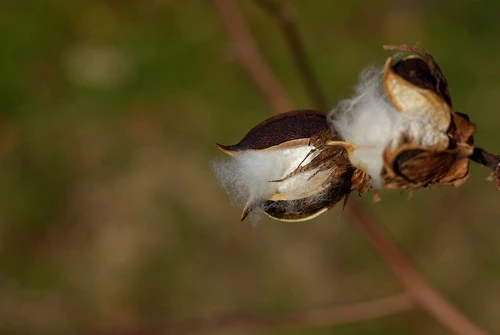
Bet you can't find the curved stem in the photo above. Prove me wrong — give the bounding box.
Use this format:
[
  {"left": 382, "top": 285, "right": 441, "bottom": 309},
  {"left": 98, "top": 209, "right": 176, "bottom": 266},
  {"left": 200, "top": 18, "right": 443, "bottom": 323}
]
[
  {"left": 346, "top": 202, "right": 487, "bottom": 335},
  {"left": 213, "top": 0, "right": 293, "bottom": 114},
  {"left": 253, "top": 0, "right": 328, "bottom": 110},
  {"left": 469, "top": 147, "right": 500, "bottom": 189}
]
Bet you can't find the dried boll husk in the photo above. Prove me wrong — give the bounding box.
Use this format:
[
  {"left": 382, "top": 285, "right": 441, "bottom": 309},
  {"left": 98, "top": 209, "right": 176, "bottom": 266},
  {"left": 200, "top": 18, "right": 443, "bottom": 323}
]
[
  {"left": 381, "top": 45, "right": 475, "bottom": 189},
  {"left": 214, "top": 110, "right": 370, "bottom": 222}
]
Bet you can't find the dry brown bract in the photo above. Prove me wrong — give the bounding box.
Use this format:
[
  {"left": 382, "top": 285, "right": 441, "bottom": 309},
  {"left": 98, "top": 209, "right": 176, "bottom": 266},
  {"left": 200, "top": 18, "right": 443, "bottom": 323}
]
[{"left": 381, "top": 45, "right": 475, "bottom": 189}]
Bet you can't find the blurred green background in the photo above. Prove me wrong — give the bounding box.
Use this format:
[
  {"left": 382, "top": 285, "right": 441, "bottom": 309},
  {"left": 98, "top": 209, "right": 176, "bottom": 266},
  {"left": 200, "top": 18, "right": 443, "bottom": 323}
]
[{"left": 1, "top": 1, "right": 500, "bottom": 334}]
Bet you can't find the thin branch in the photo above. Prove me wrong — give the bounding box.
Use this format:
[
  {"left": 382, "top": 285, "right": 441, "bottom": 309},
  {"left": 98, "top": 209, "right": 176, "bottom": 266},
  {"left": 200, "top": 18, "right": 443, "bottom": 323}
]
[
  {"left": 345, "top": 202, "right": 488, "bottom": 335},
  {"left": 469, "top": 147, "right": 500, "bottom": 189},
  {"left": 213, "top": 0, "right": 490, "bottom": 334},
  {"left": 213, "top": 0, "right": 293, "bottom": 114},
  {"left": 253, "top": 0, "right": 328, "bottom": 110},
  {"left": 469, "top": 147, "right": 500, "bottom": 171}
]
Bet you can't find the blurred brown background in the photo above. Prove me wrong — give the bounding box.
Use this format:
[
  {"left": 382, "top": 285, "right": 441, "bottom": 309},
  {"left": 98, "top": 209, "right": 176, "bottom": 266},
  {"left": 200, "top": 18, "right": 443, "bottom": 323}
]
[{"left": 1, "top": 1, "right": 499, "bottom": 334}]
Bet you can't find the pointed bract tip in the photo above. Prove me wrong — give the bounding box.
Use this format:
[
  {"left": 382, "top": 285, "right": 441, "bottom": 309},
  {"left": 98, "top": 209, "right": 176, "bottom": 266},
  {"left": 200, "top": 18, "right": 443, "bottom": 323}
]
[
  {"left": 240, "top": 211, "right": 249, "bottom": 222},
  {"left": 240, "top": 200, "right": 255, "bottom": 221},
  {"left": 216, "top": 143, "right": 237, "bottom": 156}
]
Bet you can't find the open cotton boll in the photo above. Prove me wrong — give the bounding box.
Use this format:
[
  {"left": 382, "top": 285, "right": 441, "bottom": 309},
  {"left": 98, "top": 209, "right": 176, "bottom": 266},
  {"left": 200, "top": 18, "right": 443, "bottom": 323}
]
[
  {"left": 212, "top": 145, "right": 330, "bottom": 217},
  {"left": 328, "top": 67, "right": 449, "bottom": 188}
]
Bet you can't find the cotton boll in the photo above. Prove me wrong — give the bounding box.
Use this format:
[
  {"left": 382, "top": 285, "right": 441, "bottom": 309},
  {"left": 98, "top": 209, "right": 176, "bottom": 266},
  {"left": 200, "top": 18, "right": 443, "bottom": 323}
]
[
  {"left": 212, "top": 109, "right": 363, "bottom": 222},
  {"left": 328, "top": 66, "right": 451, "bottom": 188}
]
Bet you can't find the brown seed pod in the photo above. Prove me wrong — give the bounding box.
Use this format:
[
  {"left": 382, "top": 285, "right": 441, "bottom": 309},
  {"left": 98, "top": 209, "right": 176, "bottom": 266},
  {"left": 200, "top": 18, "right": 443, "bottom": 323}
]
[
  {"left": 381, "top": 45, "right": 475, "bottom": 189},
  {"left": 215, "top": 110, "right": 370, "bottom": 222}
]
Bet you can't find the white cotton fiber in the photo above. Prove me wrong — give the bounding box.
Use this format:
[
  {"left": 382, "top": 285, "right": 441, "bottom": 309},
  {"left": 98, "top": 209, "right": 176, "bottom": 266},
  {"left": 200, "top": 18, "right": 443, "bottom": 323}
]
[
  {"left": 329, "top": 67, "right": 400, "bottom": 188},
  {"left": 328, "top": 67, "right": 448, "bottom": 188},
  {"left": 212, "top": 145, "right": 329, "bottom": 218}
]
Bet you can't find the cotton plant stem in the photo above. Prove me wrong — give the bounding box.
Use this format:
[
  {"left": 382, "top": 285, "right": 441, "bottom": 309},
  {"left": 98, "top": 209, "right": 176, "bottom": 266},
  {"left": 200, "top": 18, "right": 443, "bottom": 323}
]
[
  {"left": 212, "top": 0, "right": 490, "bottom": 334},
  {"left": 345, "top": 202, "right": 487, "bottom": 335},
  {"left": 469, "top": 147, "right": 500, "bottom": 189},
  {"left": 213, "top": 0, "right": 293, "bottom": 114},
  {"left": 469, "top": 147, "right": 500, "bottom": 171},
  {"left": 252, "top": 0, "right": 328, "bottom": 110}
]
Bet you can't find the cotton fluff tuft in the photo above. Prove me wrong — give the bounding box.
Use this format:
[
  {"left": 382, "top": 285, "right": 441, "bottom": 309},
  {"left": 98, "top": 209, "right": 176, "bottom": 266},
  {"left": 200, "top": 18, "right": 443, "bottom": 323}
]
[
  {"left": 212, "top": 145, "right": 325, "bottom": 220},
  {"left": 328, "top": 67, "right": 448, "bottom": 188}
]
